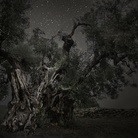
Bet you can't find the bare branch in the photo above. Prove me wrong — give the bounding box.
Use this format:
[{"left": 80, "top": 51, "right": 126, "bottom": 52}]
[
  {"left": 113, "top": 54, "right": 127, "bottom": 65},
  {"left": 74, "top": 52, "right": 128, "bottom": 87},
  {"left": 70, "top": 22, "right": 91, "bottom": 37},
  {"left": 73, "top": 53, "right": 109, "bottom": 87}
]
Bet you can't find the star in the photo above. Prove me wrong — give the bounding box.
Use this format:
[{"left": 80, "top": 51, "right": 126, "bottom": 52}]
[
  {"left": 27, "top": 0, "right": 92, "bottom": 40},
  {"left": 85, "top": 5, "right": 88, "bottom": 8},
  {"left": 67, "top": 8, "right": 70, "bottom": 12}
]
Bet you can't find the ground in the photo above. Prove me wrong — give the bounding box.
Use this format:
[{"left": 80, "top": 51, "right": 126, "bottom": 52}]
[{"left": 0, "top": 106, "right": 138, "bottom": 138}]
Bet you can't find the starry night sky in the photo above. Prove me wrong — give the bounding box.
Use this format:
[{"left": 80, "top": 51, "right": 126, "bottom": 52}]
[{"left": 27, "top": 0, "right": 93, "bottom": 49}]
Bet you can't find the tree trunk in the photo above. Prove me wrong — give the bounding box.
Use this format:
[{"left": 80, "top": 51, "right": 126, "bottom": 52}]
[
  {"left": 2, "top": 60, "right": 74, "bottom": 133},
  {"left": 43, "top": 87, "right": 74, "bottom": 126},
  {"left": 3, "top": 68, "right": 38, "bottom": 133}
]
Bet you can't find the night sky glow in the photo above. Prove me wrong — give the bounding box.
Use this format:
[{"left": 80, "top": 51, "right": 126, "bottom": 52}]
[
  {"left": 27, "top": 0, "right": 92, "bottom": 36},
  {"left": 27, "top": 0, "right": 93, "bottom": 49}
]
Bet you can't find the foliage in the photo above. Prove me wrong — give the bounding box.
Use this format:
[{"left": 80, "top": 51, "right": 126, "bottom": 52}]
[
  {"left": 0, "top": 0, "right": 31, "bottom": 101},
  {"left": 0, "top": 0, "right": 30, "bottom": 47},
  {"left": 80, "top": 0, "right": 138, "bottom": 99}
]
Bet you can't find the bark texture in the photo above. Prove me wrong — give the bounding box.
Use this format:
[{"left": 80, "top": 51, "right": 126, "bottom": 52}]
[{"left": 2, "top": 57, "right": 74, "bottom": 133}]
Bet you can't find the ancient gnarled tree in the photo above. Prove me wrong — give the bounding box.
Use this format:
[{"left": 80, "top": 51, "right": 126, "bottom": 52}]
[{"left": 0, "top": 0, "right": 138, "bottom": 134}]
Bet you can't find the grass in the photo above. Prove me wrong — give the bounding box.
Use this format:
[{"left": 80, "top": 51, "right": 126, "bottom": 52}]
[{"left": 0, "top": 106, "right": 138, "bottom": 138}]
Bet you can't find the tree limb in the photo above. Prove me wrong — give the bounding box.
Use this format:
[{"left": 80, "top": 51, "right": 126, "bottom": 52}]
[
  {"left": 114, "top": 54, "right": 127, "bottom": 65},
  {"left": 70, "top": 22, "right": 91, "bottom": 37},
  {"left": 75, "top": 53, "right": 109, "bottom": 86},
  {"left": 74, "top": 52, "right": 128, "bottom": 87}
]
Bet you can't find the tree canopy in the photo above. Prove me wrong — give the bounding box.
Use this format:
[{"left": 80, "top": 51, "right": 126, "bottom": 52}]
[{"left": 79, "top": 0, "right": 138, "bottom": 99}]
